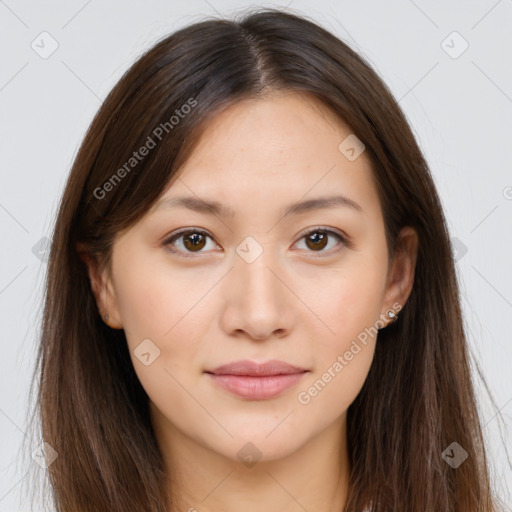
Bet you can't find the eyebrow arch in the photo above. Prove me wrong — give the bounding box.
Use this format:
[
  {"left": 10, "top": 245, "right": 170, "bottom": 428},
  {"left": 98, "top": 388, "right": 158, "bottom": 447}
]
[{"left": 151, "top": 194, "right": 363, "bottom": 218}]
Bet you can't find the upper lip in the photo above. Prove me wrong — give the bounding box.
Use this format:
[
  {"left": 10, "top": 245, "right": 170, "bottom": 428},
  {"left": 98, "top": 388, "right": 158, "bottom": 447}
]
[{"left": 206, "top": 359, "right": 308, "bottom": 376}]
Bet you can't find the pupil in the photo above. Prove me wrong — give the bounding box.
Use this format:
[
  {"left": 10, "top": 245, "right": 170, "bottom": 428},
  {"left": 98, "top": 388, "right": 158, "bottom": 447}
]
[{"left": 182, "top": 231, "right": 329, "bottom": 253}]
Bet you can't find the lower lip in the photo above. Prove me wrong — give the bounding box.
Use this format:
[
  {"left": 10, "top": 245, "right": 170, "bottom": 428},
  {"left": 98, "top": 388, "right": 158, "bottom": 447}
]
[{"left": 206, "top": 372, "right": 307, "bottom": 400}]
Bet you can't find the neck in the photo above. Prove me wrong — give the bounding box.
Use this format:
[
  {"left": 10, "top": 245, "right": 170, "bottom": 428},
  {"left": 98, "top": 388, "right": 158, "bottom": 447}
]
[{"left": 152, "top": 407, "right": 351, "bottom": 512}]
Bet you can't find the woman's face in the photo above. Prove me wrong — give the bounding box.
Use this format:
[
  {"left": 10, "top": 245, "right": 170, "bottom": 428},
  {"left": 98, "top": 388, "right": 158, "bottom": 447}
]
[{"left": 93, "top": 91, "right": 416, "bottom": 464}]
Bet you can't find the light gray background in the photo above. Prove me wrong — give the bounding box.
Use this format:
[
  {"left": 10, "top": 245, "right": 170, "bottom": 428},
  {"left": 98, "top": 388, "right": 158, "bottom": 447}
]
[{"left": 1, "top": 1, "right": 511, "bottom": 510}]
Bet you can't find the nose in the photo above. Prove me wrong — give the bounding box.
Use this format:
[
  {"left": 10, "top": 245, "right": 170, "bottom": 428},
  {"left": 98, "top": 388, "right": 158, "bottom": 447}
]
[{"left": 219, "top": 249, "right": 295, "bottom": 341}]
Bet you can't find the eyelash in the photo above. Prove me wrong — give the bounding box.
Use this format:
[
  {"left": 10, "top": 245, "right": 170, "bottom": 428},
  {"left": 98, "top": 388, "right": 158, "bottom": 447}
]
[{"left": 163, "top": 226, "right": 350, "bottom": 258}]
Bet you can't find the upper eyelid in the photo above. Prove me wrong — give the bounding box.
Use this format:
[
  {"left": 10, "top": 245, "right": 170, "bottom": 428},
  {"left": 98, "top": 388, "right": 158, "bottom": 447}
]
[{"left": 164, "top": 226, "right": 348, "bottom": 252}]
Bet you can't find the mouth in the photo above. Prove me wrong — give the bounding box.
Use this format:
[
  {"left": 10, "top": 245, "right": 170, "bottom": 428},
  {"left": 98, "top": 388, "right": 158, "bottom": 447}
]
[{"left": 204, "top": 359, "right": 309, "bottom": 400}]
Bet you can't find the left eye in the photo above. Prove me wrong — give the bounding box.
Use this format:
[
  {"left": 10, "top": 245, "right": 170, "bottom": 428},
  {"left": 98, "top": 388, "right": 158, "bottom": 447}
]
[
  {"left": 294, "top": 228, "right": 347, "bottom": 254},
  {"left": 164, "top": 228, "right": 347, "bottom": 257}
]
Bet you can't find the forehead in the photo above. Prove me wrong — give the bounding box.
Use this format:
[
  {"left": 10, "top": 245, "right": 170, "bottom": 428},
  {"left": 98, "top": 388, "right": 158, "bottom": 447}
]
[
  {"left": 152, "top": 91, "right": 380, "bottom": 221},
  {"left": 185, "top": 90, "right": 356, "bottom": 163}
]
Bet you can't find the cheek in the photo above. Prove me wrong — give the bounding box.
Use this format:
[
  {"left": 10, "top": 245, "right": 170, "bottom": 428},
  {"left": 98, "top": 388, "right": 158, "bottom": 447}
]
[
  {"left": 306, "top": 256, "right": 387, "bottom": 345},
  {"left": 312, "top": 291, "right": 378, "bottom": 393},
  {"left": 113, "top": 254, "right": 209, "bottom": 345},
  {"left": 295, "top": 253, "right": 386, "bottom": 410},
  {"left": 115, "top": 278, "right": 170, "bottom": 348},
  {"left": 115, "top": 269, "right": 203, "bottom": 423},
  {"left": 112, "top": 256, "right": 212, "bottom": 398},
  {"left": 296, "top": 273, "right": 380, "bottom": 416}
]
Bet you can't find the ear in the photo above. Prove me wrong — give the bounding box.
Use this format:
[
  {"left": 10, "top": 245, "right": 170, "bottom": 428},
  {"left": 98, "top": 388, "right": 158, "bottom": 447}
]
[
  {"left": 381, "top": 226, "right": 419, "bottom": 320},
  {"left": 76, "top": 242, "right": 123, "bottom": 329}
]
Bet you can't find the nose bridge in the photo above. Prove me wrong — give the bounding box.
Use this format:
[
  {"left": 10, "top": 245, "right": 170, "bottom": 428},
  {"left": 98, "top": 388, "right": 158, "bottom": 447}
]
[
  {"left": 233, "top": 238, "right": 284, "bottom": 302},
  {"left": 220, "top": 236, "right": 292, "bottom": 338}
]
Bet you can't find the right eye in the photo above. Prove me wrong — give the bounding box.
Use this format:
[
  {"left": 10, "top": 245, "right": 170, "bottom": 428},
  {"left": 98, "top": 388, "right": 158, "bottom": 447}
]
[{"left": 163, "top": 228, "right": 220, "bottom": 257}]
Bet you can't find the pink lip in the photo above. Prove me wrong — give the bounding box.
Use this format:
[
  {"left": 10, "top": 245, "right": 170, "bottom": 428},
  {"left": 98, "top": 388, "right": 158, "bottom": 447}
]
[{"left": 205, "top": 359, "right": 308, "bottom": 400}]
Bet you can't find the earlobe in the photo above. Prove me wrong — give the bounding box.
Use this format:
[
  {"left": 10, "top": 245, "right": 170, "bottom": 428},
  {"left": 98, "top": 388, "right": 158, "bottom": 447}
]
[{"left": 98, "top": 281, "right": 124, "bottom": 330}]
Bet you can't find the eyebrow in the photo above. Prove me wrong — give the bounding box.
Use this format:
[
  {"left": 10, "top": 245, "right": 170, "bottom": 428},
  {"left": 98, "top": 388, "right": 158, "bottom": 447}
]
[{"left": 151, "top": 194, "right": 363, "bottom": 218}]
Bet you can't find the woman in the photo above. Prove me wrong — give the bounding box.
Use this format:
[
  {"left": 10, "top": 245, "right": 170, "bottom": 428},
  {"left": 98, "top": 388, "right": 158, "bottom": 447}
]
[{"left": 30, "top": 7, "right": 504, "bottom": 512}]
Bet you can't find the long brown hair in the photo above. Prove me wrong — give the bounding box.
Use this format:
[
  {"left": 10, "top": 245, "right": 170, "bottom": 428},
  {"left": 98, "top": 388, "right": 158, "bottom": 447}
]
[{"left": 27, "top": 7, "right": 506, "bottom": 511}]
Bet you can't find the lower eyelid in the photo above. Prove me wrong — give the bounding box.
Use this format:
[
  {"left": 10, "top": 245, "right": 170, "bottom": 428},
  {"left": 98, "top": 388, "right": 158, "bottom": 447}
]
[
  {"left": 295, "top": 229, "right": 347, "bottom": 253},
  {"left": 164, "top": 228, "right": 349, "bottom": 255},
  {"left": 164, "top": 230, "right": 218, "bottom": 256}
]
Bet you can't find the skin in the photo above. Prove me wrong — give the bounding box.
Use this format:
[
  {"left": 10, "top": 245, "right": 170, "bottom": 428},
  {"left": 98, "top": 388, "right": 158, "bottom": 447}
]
[{"left": 80, "top": 90, "right": 418, "bottom": 511}]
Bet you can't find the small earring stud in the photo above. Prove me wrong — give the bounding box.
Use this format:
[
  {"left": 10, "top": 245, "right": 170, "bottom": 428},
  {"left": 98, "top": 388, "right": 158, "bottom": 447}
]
[
  {"left": 104, "top": 313, "right": 109, "bottom": 322},
  {"left": 387, "top": 310, "right": 398, "bottom": 324}
]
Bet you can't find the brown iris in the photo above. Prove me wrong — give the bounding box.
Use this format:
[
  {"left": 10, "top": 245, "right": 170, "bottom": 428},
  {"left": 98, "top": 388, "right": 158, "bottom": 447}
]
[
  {"left": 183, "top": 232, "right": 207, "bottom": 252},
  {"left": 305, "top": 231, "right": 328, "bottom": 251}
]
